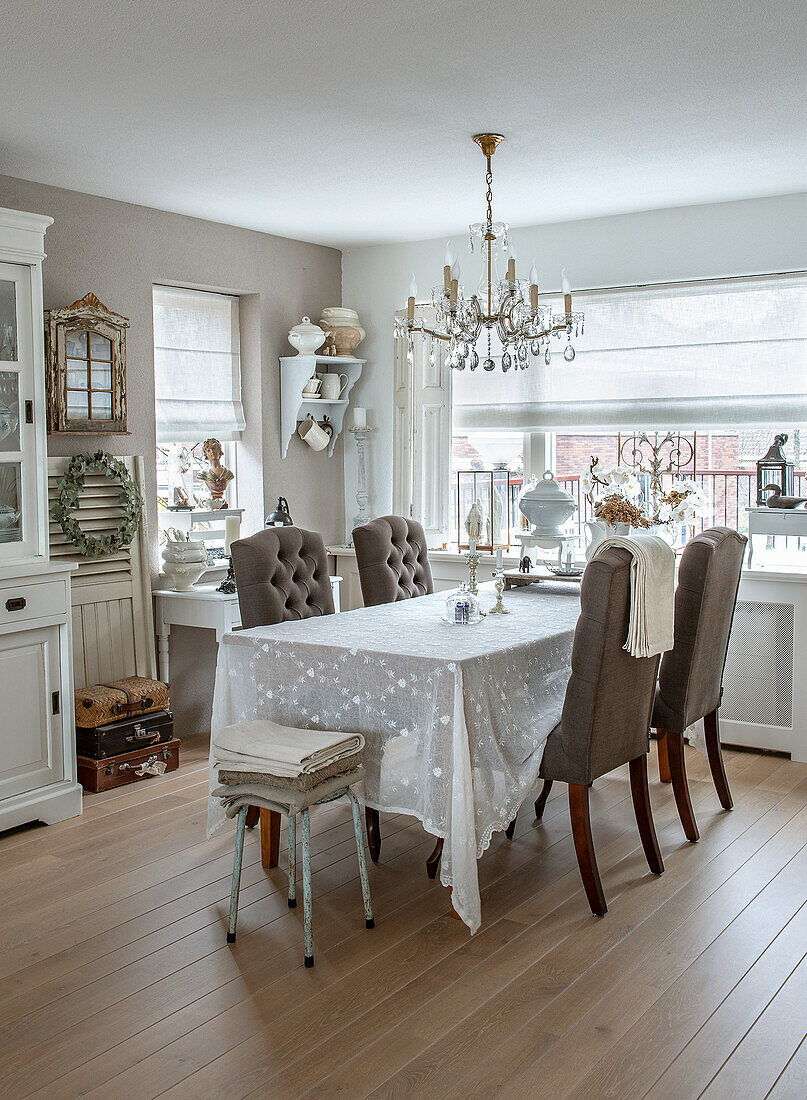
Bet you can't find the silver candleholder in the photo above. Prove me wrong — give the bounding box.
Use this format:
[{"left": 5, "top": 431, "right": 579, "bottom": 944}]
[
  {"left": 347, "top": 425, "right": 374, "bottom": 544},
  {"left": 466, "top": 549, "right": 481, "bottom": 595},
  {"left": 488, "top": 571, "right": 510, "bottom": 615}
]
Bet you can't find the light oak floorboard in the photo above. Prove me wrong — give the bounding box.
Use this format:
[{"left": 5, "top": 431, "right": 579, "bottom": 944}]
[{"left": 1, "top": 743, "right": 805, "bottom": 1100}]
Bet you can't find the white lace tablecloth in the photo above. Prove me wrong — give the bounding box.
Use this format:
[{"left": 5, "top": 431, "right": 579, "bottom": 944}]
[{"left": 207, "top": 583, "right": 580, "bottom": 932}]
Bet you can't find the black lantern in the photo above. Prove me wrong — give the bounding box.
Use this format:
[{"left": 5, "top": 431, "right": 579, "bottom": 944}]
[
  {"left": 266, "top": 496, "right": 293, "bottom": 527},
  {"left": 756, "top": 434, "right": 794, "bottom": 504}
]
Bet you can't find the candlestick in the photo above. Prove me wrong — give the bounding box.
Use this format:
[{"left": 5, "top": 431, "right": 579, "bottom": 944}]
[
  {"left": 347, "top": 426, "right": 375, "bottom": 544},
  {"left": 466, "top": 549, "right": 480, "bottom": 596},
  {"left": 488, "top": 572, "right": 510, "bottom": 615}
]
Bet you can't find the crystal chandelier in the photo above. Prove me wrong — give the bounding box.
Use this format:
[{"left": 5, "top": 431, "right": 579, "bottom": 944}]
[{"left": 395, "top": 133, "right": 585, "bottom": 373}]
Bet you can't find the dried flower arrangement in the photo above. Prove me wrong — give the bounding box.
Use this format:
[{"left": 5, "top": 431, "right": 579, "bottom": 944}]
[{"left": 593, "top": 493, "right": 650, "bottom": 528}]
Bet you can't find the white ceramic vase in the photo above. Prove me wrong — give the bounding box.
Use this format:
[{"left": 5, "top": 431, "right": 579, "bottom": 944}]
[
  {"left": 585, "top": 520, "right": 630, "bottom": 560},
  {"left": 161, "top": 539, "right": 207, "bottom": 590}
]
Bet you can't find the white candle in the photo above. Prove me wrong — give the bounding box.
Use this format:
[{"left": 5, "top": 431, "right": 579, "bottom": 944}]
[
  {"left": 353, "top": 406, "right": 366, "bottom": 429},
  {"left": 224, "top": 515, "right": 239, "bottom": 555},
  {"left": 469, "top": 538, "right": 476, "bottom": 554},
  {"left": 496, "top": 548, "right": 503, "bottom": 571}
]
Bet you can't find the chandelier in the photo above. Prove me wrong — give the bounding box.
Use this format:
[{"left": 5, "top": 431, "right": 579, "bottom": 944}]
[{"left": 395, "top": 133, "right": 584, "bottom": 372}]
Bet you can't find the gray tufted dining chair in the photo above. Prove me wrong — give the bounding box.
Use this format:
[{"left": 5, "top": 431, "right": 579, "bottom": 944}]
[
  {"left": 653, "top": 527, "right": 747, "bottom": 842},
  {"left": 352, "top": 515, "right": 434, "bottom": 608},
  {"left": 229, "top": 525, "right": 335, "bottom": 851},
  {"left": 231, "top": 525, "right": 335, "bottom": 629}
]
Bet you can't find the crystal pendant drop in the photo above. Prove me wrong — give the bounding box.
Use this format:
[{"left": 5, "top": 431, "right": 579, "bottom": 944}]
[
  {"left": 564, "top": 344, "right": 576, "bottom": 362},
  {"left": 502, "top": 350, "right": 512, "bottom": 372},
  {"left": 530, "top": 339, "right": 541, "bottom": 356},
  {"left": 483, "top": 358, "right": 496, "bottom": 372},
  {"left": 455, "top": 357, "right": 466, "bottom": 371},
  {"left": 517, "top": 344, "right": 528, "bottom": 362},
  {"left": 428, "top": 349, "right": 436, "bottom": 368},
  {"left": 469, "top": 349, "right": 479, "bottom": 370},
  {"left": 544, "top": 346, "right": 551, "bottom": 365}
]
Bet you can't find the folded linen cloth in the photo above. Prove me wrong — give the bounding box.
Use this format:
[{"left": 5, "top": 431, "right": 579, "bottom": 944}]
[
  {"left": 592, "top": 532, "right": 675, "bottom": 658},
  {"left": 212, "top": 719, "right": 364, "bottom": 779}
]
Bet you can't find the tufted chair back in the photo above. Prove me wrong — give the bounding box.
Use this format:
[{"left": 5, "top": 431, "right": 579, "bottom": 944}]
[
  {"left": 352, "top": 515, "right": 434, "bottom": 607},
  {"left": 231, "top": 526, "right": 335, "bottom": 629},
  {"left": 653, "top": 527, "right": 747, "bottom": 734}
]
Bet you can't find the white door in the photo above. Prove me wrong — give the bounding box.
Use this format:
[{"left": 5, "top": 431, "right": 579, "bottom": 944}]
[
  {"left": 0, "top": 625, "right": 64, "bottom": 800},
  {"left": 0, "top": 261, "right": 41, "bottom": 562}
]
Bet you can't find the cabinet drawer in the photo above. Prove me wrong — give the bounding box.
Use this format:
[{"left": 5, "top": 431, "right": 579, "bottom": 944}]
[{"left": 0, "top": 580, "right": 67, "bottom": 625}]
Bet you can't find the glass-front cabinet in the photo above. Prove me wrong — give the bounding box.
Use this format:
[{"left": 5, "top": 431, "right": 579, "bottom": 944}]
[{"left": 0, "top": 259, "right": 45, "bottom": 562}]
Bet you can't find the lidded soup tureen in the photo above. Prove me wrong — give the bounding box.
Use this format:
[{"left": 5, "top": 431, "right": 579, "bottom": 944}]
[
  {"left": 519, "top": 470, "right": 578, "bottom": 535},
  {"left": 287, "top": 316, "right": 327, "bottom": 356}
]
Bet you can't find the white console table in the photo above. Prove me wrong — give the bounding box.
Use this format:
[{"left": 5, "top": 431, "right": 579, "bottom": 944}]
[{"left": 153, "top": 577, "right": 342, "bottom": 683}]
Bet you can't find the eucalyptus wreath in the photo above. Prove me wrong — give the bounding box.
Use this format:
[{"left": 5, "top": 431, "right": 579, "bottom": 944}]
[{"left": 51, "top": 451, "right": 143, "bottom": 558}]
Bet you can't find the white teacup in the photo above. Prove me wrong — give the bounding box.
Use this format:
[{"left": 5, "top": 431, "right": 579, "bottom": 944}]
[
  {"left": 302, "top": 376, "right": 321, "bottom": 397},
  {"left": 319, "top": 373, "right": 349, "bottom": 400},
  {"left": 298, "top": 414, "right": 332, "bottom": 451}
]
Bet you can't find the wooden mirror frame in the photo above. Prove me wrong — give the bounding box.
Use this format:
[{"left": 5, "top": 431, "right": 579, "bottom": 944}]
[{"left": 45, "top": 292, "right": 130, "bottom": 434}]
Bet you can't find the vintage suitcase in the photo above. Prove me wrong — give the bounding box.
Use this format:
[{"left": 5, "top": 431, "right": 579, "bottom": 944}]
[
  {"left": 77, "top": 738, "right": 181, "bottom": 793},
  {"left": 75, "top": 677, "right": 170, "bottom": 728},
  {"left": 75, "top": 709, "right": 174, "bottom": 759}
]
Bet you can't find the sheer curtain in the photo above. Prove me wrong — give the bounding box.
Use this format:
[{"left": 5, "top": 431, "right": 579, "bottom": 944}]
[
  {"left": 153, "top": 285, "right": 246, "bottom": 442},
  {"left": 453, "top": 274, "right": 807, "bottom": 432}
]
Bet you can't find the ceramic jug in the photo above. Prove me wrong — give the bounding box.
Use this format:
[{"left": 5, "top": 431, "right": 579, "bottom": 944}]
[{"left": 584, "top": 519, "right": 630, "bottom": 560}]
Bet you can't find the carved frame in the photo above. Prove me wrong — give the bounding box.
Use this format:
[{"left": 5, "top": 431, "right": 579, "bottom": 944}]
[{"left": 45, "top": 292, "right": 130, "bottom": 434}]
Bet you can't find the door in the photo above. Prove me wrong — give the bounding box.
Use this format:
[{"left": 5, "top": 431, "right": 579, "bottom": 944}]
[
  {"left": 0, "top": 261, "right": 40, "bottom": 562},
  {"left": 0, "top": 625, "right": 64, "bottom": 800}
]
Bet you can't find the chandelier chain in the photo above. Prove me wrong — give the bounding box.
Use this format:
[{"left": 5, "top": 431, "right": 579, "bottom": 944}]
[{"left": 485, "top": 157, "right": 494, "bottom": 230}]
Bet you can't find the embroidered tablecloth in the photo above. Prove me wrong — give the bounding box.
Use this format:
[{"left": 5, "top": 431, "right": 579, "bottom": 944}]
[{"left": 207, "top": 583, "right": 580, "bottom": 932}]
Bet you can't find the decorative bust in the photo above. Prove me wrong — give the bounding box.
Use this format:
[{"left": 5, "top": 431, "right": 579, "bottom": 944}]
[{"left": 197, "top": 438, "right": 234, "bottom": 508}]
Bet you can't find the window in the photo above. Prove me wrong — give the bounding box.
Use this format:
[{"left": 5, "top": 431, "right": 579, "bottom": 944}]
[
  {"left": 152, "top": 286, "right": 244, "bottom": 517},
  {"left": 152, "top": 285, "right": 245, "bottom": 444},
  {"left": 447, "top": 273, "right": 807, "bottom": 547}
]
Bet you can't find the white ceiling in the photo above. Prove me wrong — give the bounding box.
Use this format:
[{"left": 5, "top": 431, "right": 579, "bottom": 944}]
[{"left": 2, "top": 0, "right": 806, "bottom": 247}]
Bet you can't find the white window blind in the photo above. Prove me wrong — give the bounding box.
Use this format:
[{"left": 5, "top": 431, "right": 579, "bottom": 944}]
[
  {"left": 453, "top": 274, "right": 807, "bottom": 432},
  {"left": 153, "top": 285, "right": 246, "bottom": 442}
]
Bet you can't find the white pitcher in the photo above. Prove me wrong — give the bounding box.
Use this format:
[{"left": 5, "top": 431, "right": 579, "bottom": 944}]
[
  {"left": 319, "top": 373, "right": 349, "bottom": 400},
  {"left": 585, "top": 519, "right": 630, "bottom": 560},
  {"left": 298, "top": 414, "right": 332, "bottom": 451}
]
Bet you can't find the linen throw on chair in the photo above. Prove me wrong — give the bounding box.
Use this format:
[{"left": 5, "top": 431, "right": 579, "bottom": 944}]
[{"left": 592, "top": 532, "right": 675, "bottom": 658}]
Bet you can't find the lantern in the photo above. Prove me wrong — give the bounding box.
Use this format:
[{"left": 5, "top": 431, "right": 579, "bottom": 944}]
[
  {"left": 266, "top": 496, "right": 293, "bottom": 527},
  {"left": 756, "top": 434, "right": 794, "bottom": 505}
]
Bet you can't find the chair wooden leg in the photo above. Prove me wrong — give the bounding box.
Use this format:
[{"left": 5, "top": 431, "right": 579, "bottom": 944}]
[
  {"left": 426, "top": 837, "right": 443, "bottom": 879},
  {"left": 568, "top": 783, "right": 607, "bottom": 916},
  {"left": 656, "top": 730, "right": 672, "bottom": 783},
  {"left": 629, "top": 755, "right": 664, "bottom": 875},
  {"left": 665, "top": 728, "right": 700, "bottom": 842},
  {"left": 244, "top": 805, "right": 260, "bottom": 829},
  {"left": 259, "top": 807, "right": 281, "bottom": 869},
  {"left": 534, "top": 779, "right": 553, "bottom": 820},
  {"left": 704, "top": 709, "right": 733, "bottom": 811},
  {"left": 365, "top": 807, "right": 381, "bottom": 863}
]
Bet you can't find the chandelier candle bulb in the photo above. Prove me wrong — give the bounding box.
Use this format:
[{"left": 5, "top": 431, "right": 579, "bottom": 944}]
[
  {"left": 444, "top": 242, "right": 454, "bottom": 290},
  {"left": 407, "top": 274, "right": 417, "bottom": 321},
  {"left": 562, "top": 268, "right": 572, "bottom": 315}
]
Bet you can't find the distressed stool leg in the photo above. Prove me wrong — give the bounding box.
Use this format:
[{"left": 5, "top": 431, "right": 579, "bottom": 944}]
[
  {"left": 227, "top": 806, "right": 248, "bottom": 943},
  {"left": 287, "top": 813, "right": 297, "bottom": 908},
  {"left": 347, "top": 789, "right": 375, "bottom": 928},
  {"left": 301, "top": 808, "right": 314, "bottom": 967}
]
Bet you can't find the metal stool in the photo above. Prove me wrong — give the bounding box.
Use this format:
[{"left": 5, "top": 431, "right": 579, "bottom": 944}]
[{"left": 218, "top": 767, "right": 373, "bottom": 967}]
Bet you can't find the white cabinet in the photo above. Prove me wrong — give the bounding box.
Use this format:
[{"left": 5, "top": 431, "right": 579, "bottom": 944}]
[{"left": 0, "top": 207, "right": 81, "bottom": 831}]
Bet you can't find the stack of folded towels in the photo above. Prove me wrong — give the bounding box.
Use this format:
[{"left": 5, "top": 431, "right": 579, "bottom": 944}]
[{"left": 213, "top": 719, "right": 365, "bottom": 791}]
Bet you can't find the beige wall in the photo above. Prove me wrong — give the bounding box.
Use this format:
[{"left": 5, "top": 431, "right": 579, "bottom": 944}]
[{"left": 0, "top": 173, "right": 343, "bottom": 735}]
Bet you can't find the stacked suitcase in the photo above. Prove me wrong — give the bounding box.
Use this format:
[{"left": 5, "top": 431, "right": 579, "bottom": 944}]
[{"left": 74, "top": 676, "right": 180, "bottom": 792}]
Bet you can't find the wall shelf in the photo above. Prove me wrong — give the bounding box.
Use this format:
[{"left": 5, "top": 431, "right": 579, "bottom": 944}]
[{"left": 280, "top": 354, "right": 364, "bottom": 459}]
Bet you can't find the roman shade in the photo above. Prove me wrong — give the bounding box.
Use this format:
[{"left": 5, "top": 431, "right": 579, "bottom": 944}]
[
  {"left": 453, "top": 273, "right": 807, "bottom": 432},
  {"left": 153, "top": 285, "right": 246, "bottom": 442}
]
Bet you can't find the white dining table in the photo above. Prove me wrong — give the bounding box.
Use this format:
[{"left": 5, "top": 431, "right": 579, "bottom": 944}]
[{"left": 206, "top": 582, "right": 581, "bottom": 932}]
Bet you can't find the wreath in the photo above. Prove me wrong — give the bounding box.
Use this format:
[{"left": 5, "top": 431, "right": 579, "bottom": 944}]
[{"left": 52, "top": 451, "right": 143, "bottom": 558}]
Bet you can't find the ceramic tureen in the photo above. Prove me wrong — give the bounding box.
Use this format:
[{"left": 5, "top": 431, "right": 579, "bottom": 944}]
[
  {"left": 518, "top": 470, "right": 578, "bottom": 535},
  {"left": 287, "top": 316, "right": 327, "bottom": 356}
]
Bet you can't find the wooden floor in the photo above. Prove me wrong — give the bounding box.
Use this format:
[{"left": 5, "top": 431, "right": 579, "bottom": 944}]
[{"left": 1, "top": 736, "right": 806, "bottom": 1099}]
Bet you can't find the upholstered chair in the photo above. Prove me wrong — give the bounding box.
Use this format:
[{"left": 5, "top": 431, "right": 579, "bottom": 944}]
[
  {"left": 652, "top": 527, "right": 747, "bottom": 842},
  {"left": 352, "top": 515, "right": 434, "bottom": 608},
  {"left": 231, "top": 525, "right": 335, "bottom": 630},
  {"left": 229, "top": 525, "right": 335, "bottom": 843},
  {"left": 530, "top": 546, "right": 664, "bottom": 916}
]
